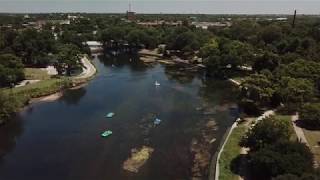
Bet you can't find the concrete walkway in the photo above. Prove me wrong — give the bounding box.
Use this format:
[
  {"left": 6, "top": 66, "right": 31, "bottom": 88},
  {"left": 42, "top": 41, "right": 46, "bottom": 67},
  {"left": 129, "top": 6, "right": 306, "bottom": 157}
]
[
  {"left": 291, "top": 114, "right": 319, "bottom": 168},
  {"left": 228, "top": 79, "right": 241, "bottom": 86},
  {"left": 291, "top": 114, "right": 309, "bottom": 146},
  {"left": 73, "top": 56, "right": 96, "bottom": 80}
]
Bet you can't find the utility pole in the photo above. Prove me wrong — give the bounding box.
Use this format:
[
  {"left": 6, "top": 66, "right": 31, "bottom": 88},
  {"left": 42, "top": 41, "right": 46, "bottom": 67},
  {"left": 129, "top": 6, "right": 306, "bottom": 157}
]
[{"left": 292, "top": 9, "right": 297, "bottom": 28}]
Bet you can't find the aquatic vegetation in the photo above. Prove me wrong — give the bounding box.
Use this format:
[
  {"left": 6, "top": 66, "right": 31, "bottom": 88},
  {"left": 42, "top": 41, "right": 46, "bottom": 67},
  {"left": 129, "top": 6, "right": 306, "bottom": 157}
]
[{"left": 123, "top": 146, "right": 154, "bottom": 173}]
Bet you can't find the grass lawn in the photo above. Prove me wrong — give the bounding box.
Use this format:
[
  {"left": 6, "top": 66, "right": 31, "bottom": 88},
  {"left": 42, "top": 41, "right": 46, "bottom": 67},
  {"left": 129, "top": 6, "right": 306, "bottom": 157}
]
[
  {"left": 2, "top": 78, "right": 71, "bottom": 105},
  {"left": 24, "top": 68, "right": 51, "bottom": 80},
  {"left": 303, "top": 129, "right": 320, "bottom": 163},
  {"left": 219, "top": 122, "right": 248, "bottom": 180}
]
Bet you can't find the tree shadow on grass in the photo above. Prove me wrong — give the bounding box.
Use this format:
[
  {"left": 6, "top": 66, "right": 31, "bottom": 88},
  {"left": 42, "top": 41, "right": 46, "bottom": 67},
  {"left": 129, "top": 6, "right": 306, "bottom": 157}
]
[
  {"left": 230, "top": 154, "right": 251, "bottom": 180},
  {"left": 295, "top": 119, "right": 320, "bottom": 131}
]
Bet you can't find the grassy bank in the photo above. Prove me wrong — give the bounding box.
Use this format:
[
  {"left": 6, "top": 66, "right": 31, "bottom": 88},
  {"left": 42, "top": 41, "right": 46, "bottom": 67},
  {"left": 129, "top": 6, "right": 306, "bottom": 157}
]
[
  {"left": 0, "top": 77, "right": 73, "bottom": 124},
  {"left": 219, "top": 123, "right": 247, "bottom": 180},
  {"left": 303, "top": 129, "right": 320, "bottom": 163},
  {"left": 3, "top": 78, "right": 72, "bottom": 105},
  {"left": 0, "top": 56, "right": 96, "bottom": 125},
  {"left": 2, "top": 78, "right": 72, "bottom": 105},
  {"left": 218, "top": 115, "right": 295, "bottom": 180}
]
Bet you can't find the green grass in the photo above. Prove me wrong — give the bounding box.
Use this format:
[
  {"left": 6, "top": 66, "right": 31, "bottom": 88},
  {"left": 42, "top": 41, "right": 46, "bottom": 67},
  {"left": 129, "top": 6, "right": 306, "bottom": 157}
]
[
  {"left": 219, "top": 123, "right": 248, "bottom": 180},
  {"left": 303, "top": 129, "right": 320, "bottom": 163},
  {"left": 2, "top": 78, "right": 72, "bottom": 105},
  {"left": 24, "top": 68, "right": 51, "bottom": 80}
]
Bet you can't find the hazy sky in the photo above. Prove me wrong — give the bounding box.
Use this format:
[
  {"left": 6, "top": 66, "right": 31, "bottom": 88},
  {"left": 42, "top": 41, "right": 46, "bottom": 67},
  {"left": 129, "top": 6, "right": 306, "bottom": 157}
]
[{"left": 0, "top": 0, "right": 319, "bottom": 14}]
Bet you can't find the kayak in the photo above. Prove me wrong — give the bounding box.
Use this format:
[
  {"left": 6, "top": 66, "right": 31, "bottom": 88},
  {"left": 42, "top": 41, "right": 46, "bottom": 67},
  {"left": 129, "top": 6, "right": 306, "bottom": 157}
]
[
  {"left": 154, "top": 118, "right": 161, "bottom": 125},
  {"left": 105, "top": 112, "right": 115, "bottom": 118},
  {"left": 101, "top": 130, "right": 113, "bottom": 137}
]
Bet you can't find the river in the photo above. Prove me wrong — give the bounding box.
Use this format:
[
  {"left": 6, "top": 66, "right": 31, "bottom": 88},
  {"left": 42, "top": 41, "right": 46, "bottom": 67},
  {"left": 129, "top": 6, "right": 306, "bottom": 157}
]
[{"left": 0, "top": 54, "right": 238, "bottom": 180}]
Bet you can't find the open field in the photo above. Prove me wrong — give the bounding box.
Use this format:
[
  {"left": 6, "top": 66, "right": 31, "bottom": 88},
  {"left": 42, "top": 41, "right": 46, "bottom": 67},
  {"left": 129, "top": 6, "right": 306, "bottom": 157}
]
[{"left": 25, "top": 68, "right": 51, "bottom": 80}]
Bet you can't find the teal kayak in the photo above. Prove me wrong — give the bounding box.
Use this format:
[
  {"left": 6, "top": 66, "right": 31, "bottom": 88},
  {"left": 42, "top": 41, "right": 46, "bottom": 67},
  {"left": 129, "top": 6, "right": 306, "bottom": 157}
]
[
  {"left": 105, "top": 112, "right": 115, "bottom": 118},
  {"left": 101, "top": 130, "right": 113, "bottom": 137}
]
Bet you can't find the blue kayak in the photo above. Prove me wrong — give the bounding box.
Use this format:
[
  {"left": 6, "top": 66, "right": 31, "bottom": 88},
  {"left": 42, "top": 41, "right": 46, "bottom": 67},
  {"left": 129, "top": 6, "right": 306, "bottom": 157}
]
[
  {"left": 101, "top": 130, "right": 113, "bottom": 137},
  {"left": 105, "top": 112, "right": 115, "bottom": 118}
]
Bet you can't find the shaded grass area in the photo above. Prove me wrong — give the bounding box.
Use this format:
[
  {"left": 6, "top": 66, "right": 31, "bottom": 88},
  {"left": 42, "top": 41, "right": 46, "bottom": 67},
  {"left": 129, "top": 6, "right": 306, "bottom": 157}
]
[
  {"left": 219, "top": 123, "right": 248, "bottom": 180},
  {"left": 303, "top": 129, "right": 320, "bottom": 163},
  {"left": 24, "top": 68, "right": 51, "bottom": 80}
]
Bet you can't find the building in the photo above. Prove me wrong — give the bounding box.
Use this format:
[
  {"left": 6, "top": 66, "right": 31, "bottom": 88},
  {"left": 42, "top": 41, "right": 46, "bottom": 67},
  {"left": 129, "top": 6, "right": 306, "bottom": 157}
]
[
  {"left": 137, "top": 20, "right": 182, "bottom": 27},
  {"left": 126, "top": 2, "right": 136, "bottom": 21},
  {"left": 191, "top": 21, "right": 231, "bottom": 29},
  {"left": 127, "top": 11, "right": 136, "bottom": 21}
]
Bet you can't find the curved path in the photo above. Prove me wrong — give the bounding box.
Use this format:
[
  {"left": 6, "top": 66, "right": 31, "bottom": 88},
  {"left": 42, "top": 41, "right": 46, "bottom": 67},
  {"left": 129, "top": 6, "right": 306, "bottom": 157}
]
[{"left": 74, "top": 56, "right": 96, "bottom": 79}]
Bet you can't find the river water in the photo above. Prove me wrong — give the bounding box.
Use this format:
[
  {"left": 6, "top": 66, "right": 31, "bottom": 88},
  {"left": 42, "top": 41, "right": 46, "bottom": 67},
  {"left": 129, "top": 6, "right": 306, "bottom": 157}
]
[{"left": 0, "top": 54, "right": 238, "bottom": 180}]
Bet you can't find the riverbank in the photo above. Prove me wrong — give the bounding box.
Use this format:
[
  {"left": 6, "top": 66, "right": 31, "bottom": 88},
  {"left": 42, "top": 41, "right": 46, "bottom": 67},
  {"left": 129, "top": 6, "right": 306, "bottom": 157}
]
[
  {"left": 0, "top": 55, "right": 97, "bottom": 124},
  {"left": 27, "top": 55, "right": 97, "bottom": 103}
]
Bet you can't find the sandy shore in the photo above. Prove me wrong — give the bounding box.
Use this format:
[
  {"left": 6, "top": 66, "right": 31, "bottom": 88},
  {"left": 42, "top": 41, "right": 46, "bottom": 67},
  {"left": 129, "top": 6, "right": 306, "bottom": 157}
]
[{"left": 30, "top": 92, "right": 63, "bottom": 104}]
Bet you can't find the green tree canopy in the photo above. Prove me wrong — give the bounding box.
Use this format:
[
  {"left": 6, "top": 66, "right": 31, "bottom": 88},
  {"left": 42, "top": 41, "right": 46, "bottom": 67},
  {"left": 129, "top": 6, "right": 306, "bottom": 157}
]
[
  {"left": 243, "top": 116, "right": 293, "bottom": 150},
  {"left": 54, "top": 44, "right": 82, "bottom": 76},
  {"left": 299, "top": 103, "right": 320, "bottom": 129},
  {"left": 0, "top": 54, "right": 24, "bottom": 87},
  {"left": 276, "top": 77, "right": 315, "bottom": 108},
  {"left": 250, "top": 141, "right": 313, "bottom": 178}
]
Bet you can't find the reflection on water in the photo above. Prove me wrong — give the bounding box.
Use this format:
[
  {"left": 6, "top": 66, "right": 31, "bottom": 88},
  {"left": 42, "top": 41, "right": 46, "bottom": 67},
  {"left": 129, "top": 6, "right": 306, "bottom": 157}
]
[
  {"left": 59, "top": 88, "right": 87, "bottom": 106},
  {"left": 0, "top": 54, "right": 238, "bottom": 180},
  {"left": 0, "top": 115, "right": 23, "bottom": 162}
]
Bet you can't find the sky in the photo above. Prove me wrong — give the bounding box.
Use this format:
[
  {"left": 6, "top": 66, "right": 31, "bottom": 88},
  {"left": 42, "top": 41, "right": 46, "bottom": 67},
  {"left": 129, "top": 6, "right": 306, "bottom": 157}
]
[{"left": 0, "top": 0, "right": 320, "bottom": 14}]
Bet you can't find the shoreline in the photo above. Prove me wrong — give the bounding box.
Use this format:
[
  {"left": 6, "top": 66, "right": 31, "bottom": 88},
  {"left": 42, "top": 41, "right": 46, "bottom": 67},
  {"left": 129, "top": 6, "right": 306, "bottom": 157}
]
[{"left": 22, "top": 55, "right": 97, "bottom": 107}]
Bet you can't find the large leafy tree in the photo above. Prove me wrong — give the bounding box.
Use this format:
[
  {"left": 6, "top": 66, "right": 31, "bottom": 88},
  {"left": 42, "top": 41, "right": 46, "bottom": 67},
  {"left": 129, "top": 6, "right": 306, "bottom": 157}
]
[
  {"left": 243, "top": 116, "right": 292, "bottom": 150},
  {"left": 54, "top": 44, "right": 82, "bottom": 76},
  {"left": 253, "top": 52, "right": 281, "bottom": 72},
  {"left": 259, "top": 25, "right": 282, "bottom": 44},
  {"left": 250, "top": 141, "right": 313, "bottom": 178},
  {"left": 199, "top": 38, "right": 220, "bottom": 58},
  {"left": 241, "top": 73, "right": 276, "bottom": 107},
  {"left": 11, "top": 29, "right": 55, "bottom": 66},
  {"left": 0, "top": 54, "right": 24, "bottom": 87},
  {"left": 276, "top": 77, "right": 315, "bottom": 108}
]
